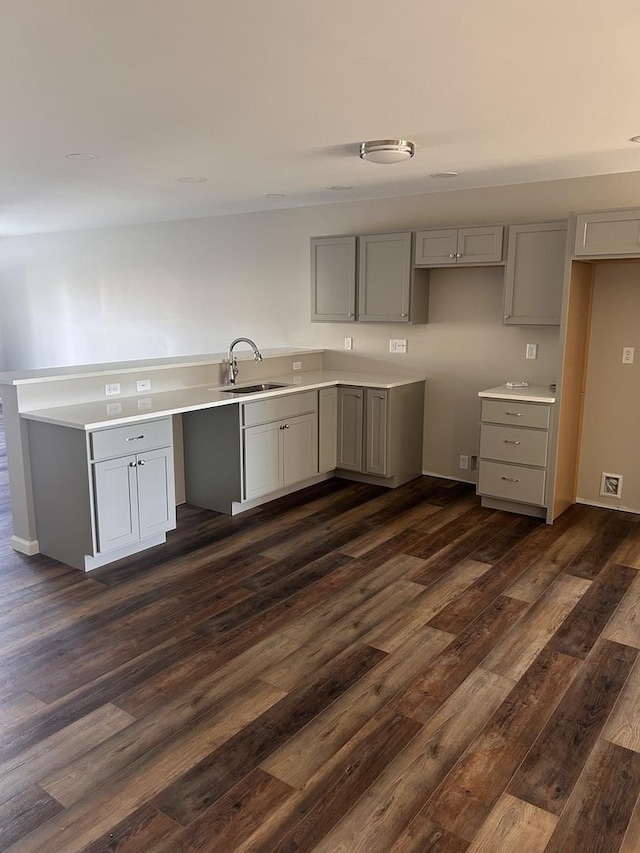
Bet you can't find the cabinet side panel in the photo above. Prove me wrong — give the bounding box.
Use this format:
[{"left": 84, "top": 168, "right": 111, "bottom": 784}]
[
  {"left": 183, "top": 406, "right": 241, "bottom": 513},
  {"left": 27, "top": 420, "right": 94, "bottom": 568},
  {"left": 552, "top": 261, "right": 594, "bottom": 519},
  {"left": 318, "top": 388, "right": 338, "bottom": 472},
  {"left": 388, "top": 382, "right": 425, "bottom": 484}
]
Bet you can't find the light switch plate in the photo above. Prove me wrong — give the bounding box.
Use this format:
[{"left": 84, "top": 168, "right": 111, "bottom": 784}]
[
  {"left": 389, "top": 339, "right": 407, "bottom": 354},
  {"left": 344, "top": 337, "right": 353, "bottom": 351}
]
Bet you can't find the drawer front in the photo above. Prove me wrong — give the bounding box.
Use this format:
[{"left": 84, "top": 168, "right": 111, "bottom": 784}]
[
  {"left": 91, "top": 418, "right": 173, "bottom": 461},
  {"left": 481, "top": 399, "right": 550, "bottom": 429},
  {"left": 243, "top": 390, "right": 317, "bottom": 427},
  {"left": 480, "top": 424, "right": 548, "bottom": 467},
  {"left": 478, "top": 461, "right": 546, "bottom": 506}
]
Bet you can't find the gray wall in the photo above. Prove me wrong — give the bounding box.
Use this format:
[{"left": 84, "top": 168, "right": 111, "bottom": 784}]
[{"left": 3, "top": 170, "right": 640, "bottom": 478}]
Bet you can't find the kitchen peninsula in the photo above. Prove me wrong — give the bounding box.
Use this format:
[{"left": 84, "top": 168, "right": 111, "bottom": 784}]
[{"left": 0, "top": 348, "right": 425, "bottom": 571}]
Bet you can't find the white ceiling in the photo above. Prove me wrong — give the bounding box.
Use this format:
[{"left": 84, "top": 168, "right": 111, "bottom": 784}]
[{"left": 2, "top": 0, "right": 640, "bottom": 236}]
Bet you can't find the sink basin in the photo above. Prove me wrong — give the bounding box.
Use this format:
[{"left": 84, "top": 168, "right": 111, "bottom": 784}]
[{"left": 215, "top": 382, "right": 290, "bottom": 394}]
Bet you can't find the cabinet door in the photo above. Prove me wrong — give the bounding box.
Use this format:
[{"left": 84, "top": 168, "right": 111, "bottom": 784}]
[
  {"left": 136, "top": 447, "right": 176, "bottom": 539},
  {"left": 244, "top": 422, "right": 282, "bottom": 499},
  {"left": 93, "top": 455, "right": 139, "bottom": 553},
  {"left": 283, "top": 413, "right": 318, "bottom": 486},
  {"left": 504, "top": 222, "right": 566, "bottom": 325},
  {"left": 358, "top": 233, "right": 412, "bottom": 322},
  {"left": 337, "top": 387, "right": 364, "bottom": 471},
  {"left": 365, "top": 389, "right": 389, "bottom": 476},
  {"left": 414, "top": 229, "right": 458, "bottom": 266},
  {"left": 457, "top": 226, "right": 504, "bottom": 264},
  {"left": 318, "top": 387, "right": 338, "bottom": 472},
  {"left": 575, "top": 210, "right": 640, "bottom": 256},
  {"left": 310, "top": 236, "right": 356, "bottom": 322}
]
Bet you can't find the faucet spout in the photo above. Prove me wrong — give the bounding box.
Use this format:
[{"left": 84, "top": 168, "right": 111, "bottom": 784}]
[{"left": 226, "top": 337, "right": 263, "bottom": 385}]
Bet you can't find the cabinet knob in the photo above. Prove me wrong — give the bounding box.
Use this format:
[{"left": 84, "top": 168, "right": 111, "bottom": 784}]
[
  {"left": 456, "top": 252, "right": 462, "bottom": 258},
  {"left": 348, "top": 313, "right": 354, "bottom": 317},
  {"left": 504, "top": 314, "right": 511, "bottom": 319},
  {"left": 449, "top": 253, "right": 455, "bottom": 258},
  {"left": 138, "top": 459, "right": 145, "bottom": 465},
  {"left": 280, "top": 424, "right": 290, "bottom": 430},
  {"left": 401, "top": 313, "right": 408, "bottom": 317},
  {"left": 129, "top": 461, "right": 137, "bottom": 467},
  {"left": 375, "top": 395, "right": 385, "bottom": 399}
]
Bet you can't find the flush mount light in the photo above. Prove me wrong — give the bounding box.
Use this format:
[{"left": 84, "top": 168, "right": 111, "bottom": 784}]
[
  {"left": 178, "top": 176, "right": 208, "bottom": 183},
  {"left": 359, "top": 139, "right": 415, "bottom": 164},
  {"left": 265, "top": 193, "right": 287, "bottom": 199},
  {"left": 328, "top": 185, "right": 353, "bottom": 191},
  {"left": 65, "top": 152, "right": 99, "bottom": 160},
  {"left": 430, "top": 171, "right": 460, "bottom": 178},
  {"left": 630, "top": 135, "right": 640, "bottom": 143}
]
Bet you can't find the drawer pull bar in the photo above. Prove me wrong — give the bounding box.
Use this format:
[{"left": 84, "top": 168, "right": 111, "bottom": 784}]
[
  {"left": 503, "top": 440, "right": 522, "bottom": 445},
  {"left": 504, "top": 412, "right": 523, "bottom": 417},
  {"left": 501, "top": 476, "right": 521, "bottom": 483},
  {"left": 126, "top": 435, "right": 145, "bottom": 441}
]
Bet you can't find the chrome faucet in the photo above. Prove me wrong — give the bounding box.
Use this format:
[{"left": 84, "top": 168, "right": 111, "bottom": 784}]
[{"left": 226, "top": 337, "right": 263, "bottom": 385}]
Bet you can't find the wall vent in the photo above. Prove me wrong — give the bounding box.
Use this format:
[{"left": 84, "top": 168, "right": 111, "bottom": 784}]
[{"left": 600, "top": 472, "right": 623, "bottom": 499}]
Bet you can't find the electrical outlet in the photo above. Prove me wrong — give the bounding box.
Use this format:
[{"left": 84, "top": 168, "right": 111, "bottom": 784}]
[
  {"left": 292, "top": 361, "right": 302, "bottom": 370},
  {"left": 389, "top": 339, "right": 407, "bottom": 354},
  {"left": 344, "top": 337, "right": 353, "bottom": 351},
  {"left": 136, "top": 379, "right": 151, "bottom": 392},
  {"left": 459, "top": 454, "right": 469, "bottom": 470},
  {"left": 106, "top": 402, "right": 122, "bottom": 415},
  {"left": 137, "top": 398, "right": 152, "bottom": 410},
  {"left": 600, "top": 472, "right": 623, "bottom": 498},
  {"left": 525, "top": 343, "right": 538, "bottom": 360},
  {"left": 622, "top": 346, "right": 635, "bottom": 364},
  {"left": 470, "top": 455, "right": 478, "bottom": 471},
  {"left": 292, "top": 375, "right": 302, "bottom": 384},
  {"left": 105, "top": 383, "right": 121, "bottom": 396}
]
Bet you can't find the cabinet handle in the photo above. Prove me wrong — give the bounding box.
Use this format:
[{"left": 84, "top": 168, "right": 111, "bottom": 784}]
[
  {"left": 501, "top": 476, "right": 521, "bottom": 482},
  {"left": 456, "top": 252, "right": 462, "bottom": 258},
  {"left": 126, "top": 435, "right": 145, "bottom": 442},
  {"left": 129, "top": 461, "right": 137, "bottom": 467},
  {"left": 375, "top": 394, "right": 385, "bottom": 399},
  {"left": 449, "top": 253, "right": 455, "bottom": 258},
  {"left": 504, "top": 412, "right": 523, "bottom": 417},
  {"left": 504, "top": 314, "right": 511, "bottom": 319},
  {"left": 401, "top": 313, "right": 408, "bottom": 317},
  {"left": 280, "top": 424, "right": 290, "bottom": 430},
  {"left": 348, "top": 313, "right": 354, "bottom": 317},
  {"left": 503, "top": 439, "right": 522, "bottom": 445},
  {"left": 138, "top": 459, "right": 146, "bottom": 465}
]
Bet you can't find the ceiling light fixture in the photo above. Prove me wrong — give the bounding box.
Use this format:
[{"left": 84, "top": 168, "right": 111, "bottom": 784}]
[
  {"left": 178, "top": 176, "right": 208, "bottom": 183},
  {"left": 359, "top": 139, "right": 415, "bottom": 164},
  {"left": 430, "top": 171, "right": 460, "bottom": 178},
  {"left": 65, "top": 152, "right": 99, "bottom": 161},
  {"left": 328, "top": 185, "right": 353, "bottom": 191},
  {"left": 630, "top": 135, "right": 640, "bottom": 143},
  {"left": 265, "top": 193, "right": 287, "bottom": 199}
]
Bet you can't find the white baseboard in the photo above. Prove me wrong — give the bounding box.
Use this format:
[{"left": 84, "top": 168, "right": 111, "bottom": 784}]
[
  {"left": 422, "top": 470, "right": 477, "bottom": 486},
  {"left": 11, "top": 535, "right": 40, "bottom": 555},
  {"left": 575, "top": 497, "right": 640, "bottom": 515}
]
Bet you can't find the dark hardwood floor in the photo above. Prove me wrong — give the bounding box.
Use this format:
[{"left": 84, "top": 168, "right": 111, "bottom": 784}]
[{"left": 0, "top": 418, "right": 639, "bottom": 851}]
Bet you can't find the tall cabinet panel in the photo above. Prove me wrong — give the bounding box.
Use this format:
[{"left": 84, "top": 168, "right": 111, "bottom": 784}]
[
  {"left": 503, "top": 222, "right": 567, "bottom": 325},
  {"left": 310, "top": 236, "right": 356, "bottom": 322},
  {"left": 358, "top": 232, "right": 412, "bottom": 322}
]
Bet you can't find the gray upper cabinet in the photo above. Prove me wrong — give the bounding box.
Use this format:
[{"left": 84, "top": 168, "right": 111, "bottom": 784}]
[
  {"left": 574, "top": 209, "right": 640, "bottom": 256},
  {"left": 310, "top": 236, "right": 356, "bottom": 322},
  {"left": 503, "top": 222, "right": 567, "bottom": 326},
  {"left": 415, "top": 225, "right": 504, "bottom": 266},
  {"left": 358, "top": 232, "right": 412, "bottom": 323}
]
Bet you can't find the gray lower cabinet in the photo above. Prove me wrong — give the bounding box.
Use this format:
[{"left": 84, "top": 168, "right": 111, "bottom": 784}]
[
  {"left": 310, "top": 236, "right": 356, "bottom": 322},
  {"left": 503, "top": 222, "right": 567, "bottom": 325},
  {"left": 244, "top": 412, "right": 318, "bottom": 500},
  {"left": 318, "top": 387, "right": 338, "bottom": 473},
  {"left": 336, "top": 382, "right": 424, "bottom": 486},
  {"left": 574, "top": 209, "right": 640, "bottom": 256},
  {"left": 414, "top": 225, "right": 504, "bottom": 266},
  {"left": 28, "top": 417, "right": 176, "bottom": 571},
  {"left": 477, "top": 398, "right": 553, "bottom": 519}
]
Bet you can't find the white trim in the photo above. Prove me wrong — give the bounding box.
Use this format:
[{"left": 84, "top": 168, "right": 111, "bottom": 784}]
[
  {"left": 422, "top": 470, "right": 476, "bottom": 486},
  {"left": 576, "top": 497, "right": 640, "bottom": 515},
  {"left": 11, "top": 535, "right": 40, "bottom": 555}
]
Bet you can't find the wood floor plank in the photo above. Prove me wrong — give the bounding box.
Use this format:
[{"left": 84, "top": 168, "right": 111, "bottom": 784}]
[
  {"left": 79, "top": 804, "right": 181, "bottom": 853},
  {"left": 466, "top": 794, "right": 557, "bottom": 853},
  {"left": 261, "top": 623, "right": 453, "bottom": 789},
  {"left": 151, "top": 642, "right": 386, "bottom": 826},
  {"left": 480, "top": 573, "right": 591, "bottom": 680},
  {"left": 508, "top": 638, "right": 638, "bottom": 815},
  {"left": 340, "top": 500, "right": 441, "bottom": 558},
  {"left": 418, "top": 648, "right": 581, "bottom": 841},
  {"left": 566, "top": 513, "right": 639, "bottom": 580},
  {"left": 0, "top": 692, "right": 46, "bottom": 731},
  {"left": 544, "top": 739, "right": 640, "bottom": 853},
  {"left": 388, "top": 817, "right": 470, "bottom": 853},
  {"left": 311, "top": 668, "right": 514, "bottom": 853},
  {"left": 602, "top": 656, "right": 640, "bottom": 753},
  {"left": 620, "top": 794, "right": 640, "bottom": 853},
  {"left": 0, "top": 784, "right": 64, "bottom": 850},
  {"left": 603, "top": 570, "right": 640, "bottom": 649}
]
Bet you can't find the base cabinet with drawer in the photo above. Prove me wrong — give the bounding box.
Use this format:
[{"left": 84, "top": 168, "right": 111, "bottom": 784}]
[
  {"left": 335, "top": 381, "right": 424, "bottom": 487},
  {"left": 28, "top": 417, "right": 176, "bottom": 571},
  {"left": 477, "top": 392, "right": 554, "bottom": 519}
]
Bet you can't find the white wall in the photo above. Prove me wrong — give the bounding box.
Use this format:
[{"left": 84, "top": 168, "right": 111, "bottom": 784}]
[{"left": 3, "top": 170, "right": 640, "bottom": 478}]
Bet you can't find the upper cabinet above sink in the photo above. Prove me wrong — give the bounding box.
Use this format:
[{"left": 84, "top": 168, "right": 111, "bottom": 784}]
[{"left": 414, "top": 225, "right": 504, "bottom": 267}]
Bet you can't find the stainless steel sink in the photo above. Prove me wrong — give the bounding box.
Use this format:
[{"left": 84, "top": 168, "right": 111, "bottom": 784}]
[{"left": 215, "top": 382, "right": 290, "bottom": 394}]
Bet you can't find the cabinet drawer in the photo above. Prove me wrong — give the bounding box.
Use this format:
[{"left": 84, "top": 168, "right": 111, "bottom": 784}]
[
  {"left": 481, "top": 399, "right": 550, "bottom": 429},
  {"left": 243, "top": 390, "right": 317, "bottom": 427},
  {"left": 478, "top": 461, "right": 546, "bottom": 506},
  {"left": 91, "top": 418, "right": 173, "bottom": 461},
  {"left": 480, "top": 424, "right": 548, "bottom": 467}
]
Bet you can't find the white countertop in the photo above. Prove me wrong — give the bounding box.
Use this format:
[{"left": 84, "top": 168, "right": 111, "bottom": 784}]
[
  {"left": 0, "top": 347, "right": 321, "bottom": 385},
  {"left": 478, "top": 384, "right": 556, "bottom": 403},
  {"left": 21, "top": 370, "right": 424, "bottom": 430}
]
